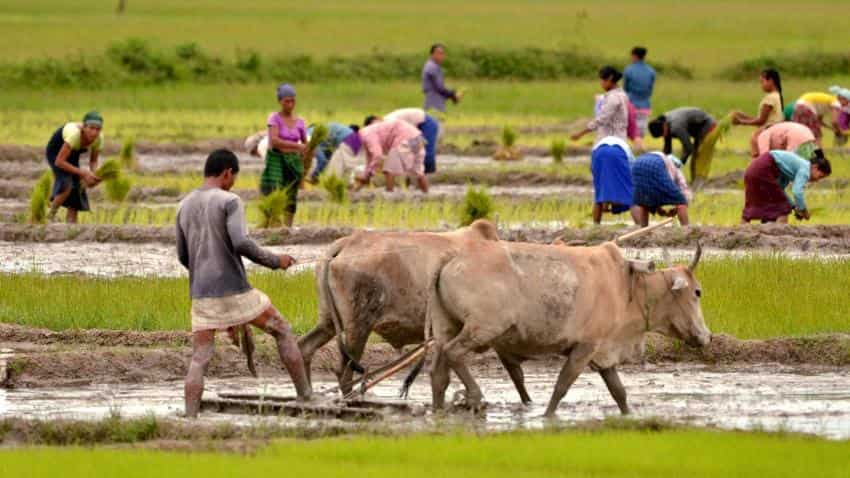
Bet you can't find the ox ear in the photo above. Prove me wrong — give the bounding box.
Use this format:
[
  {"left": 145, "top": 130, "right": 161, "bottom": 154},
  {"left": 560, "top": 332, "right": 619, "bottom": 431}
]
[{"left": 671, "top": 275, "right": 689, "bottom": 291}]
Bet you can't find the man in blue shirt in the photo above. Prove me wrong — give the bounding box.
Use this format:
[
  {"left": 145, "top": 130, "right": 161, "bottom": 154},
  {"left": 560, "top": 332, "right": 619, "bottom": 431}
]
[
  {"left": 421, "top": 43, "right": 459, "bottom": 112},
  {"left": 624, "top": 47, "right": 656, "bottom": 140}
]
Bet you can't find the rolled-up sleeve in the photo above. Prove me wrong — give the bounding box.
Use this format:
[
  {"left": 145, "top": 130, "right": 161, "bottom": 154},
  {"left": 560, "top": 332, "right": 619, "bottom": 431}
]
[{"left": 225, "top": 198, "right": 280, "bottom": 269}]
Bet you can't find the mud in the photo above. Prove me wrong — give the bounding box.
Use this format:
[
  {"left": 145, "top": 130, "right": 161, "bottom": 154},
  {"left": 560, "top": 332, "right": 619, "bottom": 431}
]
[{"left": 2, "top": 361, "right": 848, "bottom": 440}]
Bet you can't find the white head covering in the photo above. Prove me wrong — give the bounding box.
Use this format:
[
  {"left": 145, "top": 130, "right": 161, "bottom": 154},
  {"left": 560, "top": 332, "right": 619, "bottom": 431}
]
[{"left": 592, "top": 136, "right": 634, "bottom": 162}]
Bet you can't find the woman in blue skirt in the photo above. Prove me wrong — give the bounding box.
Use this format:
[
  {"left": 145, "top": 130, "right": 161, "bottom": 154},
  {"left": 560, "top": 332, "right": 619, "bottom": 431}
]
[{"left": 590, "top": 136, "right": 634, "bottom": 224}]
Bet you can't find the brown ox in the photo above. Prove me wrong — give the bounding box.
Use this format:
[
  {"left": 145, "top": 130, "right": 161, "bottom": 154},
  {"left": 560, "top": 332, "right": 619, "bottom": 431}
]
[
  {"left": 297, "top": 220, "right": 532, "bottom": 403},
  {"left": 428, "top": 240, "right": 710, "bottom": 416}
]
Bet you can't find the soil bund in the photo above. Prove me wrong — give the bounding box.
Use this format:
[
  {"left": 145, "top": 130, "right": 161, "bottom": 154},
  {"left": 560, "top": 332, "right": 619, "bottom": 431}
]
[
  {"left": 1, "top": 324, "right": 848, "bottom": 389},
  {"left": 2, "top": 223, "right": 850, "bottom": 253}
]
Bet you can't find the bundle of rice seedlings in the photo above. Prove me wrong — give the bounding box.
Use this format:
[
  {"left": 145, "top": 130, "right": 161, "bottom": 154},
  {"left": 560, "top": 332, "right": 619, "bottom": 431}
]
[
  {"left": 28, "top": 171, "right": 53, "bottom": 224},
  {"left": 104, "top": 175, "right": 133, "bottom": 202},
  {"left": 494, "top": 126, "right": 522, "bottom": 161},
  {"left": 95, "top": 158, "right": 122, "bottom": 181},
  {"left": 320, "top": 173, "right": 348, "bottom": 204},
  {"left": 257, "top": 189, "right": 289, "bottom": 228},
  {"left": 459, "top": 185, "right": 495, "bottom": 226},
  {"left": 119, "top": 136, "right": 138, "bottom": 171},
  {"left": 307, "top": 123, "right": 330, "bottom": 152},
  {"left": 715, "top": 113, "right": 734, "bottom": 139},
  {"left": 550, "top": 139, "right": 566, "bottom": 163}
]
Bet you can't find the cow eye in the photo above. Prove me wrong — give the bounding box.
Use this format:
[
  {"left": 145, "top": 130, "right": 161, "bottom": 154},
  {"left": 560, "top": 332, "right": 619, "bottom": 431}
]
[{"left": 695, "top": 289, "right": 702, "bottom": 298}]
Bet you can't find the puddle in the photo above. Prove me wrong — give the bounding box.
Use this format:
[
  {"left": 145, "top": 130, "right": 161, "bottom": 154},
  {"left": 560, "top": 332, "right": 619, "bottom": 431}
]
[
  {"left": 0, "top": 241, "right": 328, "bottom": 278},
  {"left": 2, "top": 363, "right": 848, "bottom": 439}
]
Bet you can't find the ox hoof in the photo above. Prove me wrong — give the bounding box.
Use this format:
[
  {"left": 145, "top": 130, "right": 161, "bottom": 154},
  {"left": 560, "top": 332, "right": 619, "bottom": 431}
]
[{"left": 450, "top": 390, "right": 487, "bottom": 414}]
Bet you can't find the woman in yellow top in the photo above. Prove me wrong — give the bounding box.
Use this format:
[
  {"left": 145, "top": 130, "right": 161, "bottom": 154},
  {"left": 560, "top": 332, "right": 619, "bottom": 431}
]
[
  {"left": 732, "top": 69, "right": 785, "bottom": 157},
  {"left": 45, "top": 112, "right": 104, "bottom": 223},
  {"left": 790, "top": 87, "right": 850, "bottom": 146}
]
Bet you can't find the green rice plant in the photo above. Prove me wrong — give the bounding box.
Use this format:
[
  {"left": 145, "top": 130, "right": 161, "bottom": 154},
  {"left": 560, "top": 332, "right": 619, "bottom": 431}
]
[
  {"left": 307, "top": 123, "right": 329, "bottom": 151},
  {"left": 256, "top": 189, "right": 289, "bottom": 228},
  {"left": 550, "top": 139, "right": 566, "bottom": 163},
  {"left": 493, "top": 126, "right": 521, "bottom": 161},
  {"left": 104, "top": 174, "right": 133, "bottom": 202},
  {"left": 119, "top": 136, "right": 138, "bottom": 171},
  {"left": 319, "top": 173, "right": 348, "bottom": 204},
  {"left": 94, "top": 159, "right": 123, "bottom": 181},
  {"left": 27, "top": 171, "right": 53, "bottom": 224},
  {"left": 459, "top": 185, "right": 495, "bottom": 226},
  {"left": 501, "top": 125, "right": 517, "bottom": 148}
]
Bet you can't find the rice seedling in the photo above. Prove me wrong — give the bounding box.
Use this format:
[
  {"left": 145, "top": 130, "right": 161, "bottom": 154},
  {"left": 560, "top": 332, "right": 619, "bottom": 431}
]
[
  {"left": 94, "top": 159, "right": 123, "bottom": 181},
  {"left": 256, "top": 189, "right": 289, "bottom": 228},
  {"left": 493, "top": 126, "right": 521, "bottom": 161},
  {"left": 459, "top": 185, "right": 495, "bottom": 226},
  {"left": 104, "top": 175, "right": 133, "bottom": 202},
  {"left": 550, "top": 139, "right": 566, "bottom": 163},
  {"left": 319, "top": 173, "right": 348, "bottom": 204},
  {"left": 119, "top": 136, "right": 138, "bottom": 171},
  {"left": 307, "top": 123, "right": 329, "bottom": 151},
  {"left": 27, "top": 171, "right": 53, "bottom": 224}
]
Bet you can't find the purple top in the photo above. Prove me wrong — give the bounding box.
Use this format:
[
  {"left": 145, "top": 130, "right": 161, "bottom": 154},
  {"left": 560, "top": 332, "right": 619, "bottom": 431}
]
[
  {"left": 341, "top": 131, "right": 362, "bottom": 154},
  {"left": 421, "top": 59, "right": 455, "bottom": 112},
  {"left": 267, "top": 112, "right": 307, "bottom": 143}
]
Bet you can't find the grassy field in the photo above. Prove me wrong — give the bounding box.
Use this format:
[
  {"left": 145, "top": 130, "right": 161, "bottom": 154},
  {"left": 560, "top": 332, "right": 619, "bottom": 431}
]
[
  {"left": 2, "top": 427, "right": 849, "bottom": 477},
  {"left": 2, "top": 1, "right": 847, "bottom": 75},
  {"left": 3, "top": 256, "right": 849, "bottom": 338}
]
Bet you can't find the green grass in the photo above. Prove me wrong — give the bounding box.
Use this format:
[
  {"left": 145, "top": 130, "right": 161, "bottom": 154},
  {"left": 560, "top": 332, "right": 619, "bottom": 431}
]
[
  {"left": 2, "top": 428, "right": 848, "bottom": 477},
  {"left": 3, "top": 257, "right": 849, "bottom": 338},
  {"left": 1, "top": 0, "right": 847, "bottom": 76}
]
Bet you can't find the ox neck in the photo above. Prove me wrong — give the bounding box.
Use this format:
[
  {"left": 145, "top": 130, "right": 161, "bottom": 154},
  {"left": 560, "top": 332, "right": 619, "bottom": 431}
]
[{"left": 629, "top": 270, "right": 671, "bottom": 333}]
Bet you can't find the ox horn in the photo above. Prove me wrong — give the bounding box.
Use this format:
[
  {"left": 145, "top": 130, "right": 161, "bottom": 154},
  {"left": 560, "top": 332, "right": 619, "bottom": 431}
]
[{"left": 688, "top": 242, "right": 702, "bottom": 272}]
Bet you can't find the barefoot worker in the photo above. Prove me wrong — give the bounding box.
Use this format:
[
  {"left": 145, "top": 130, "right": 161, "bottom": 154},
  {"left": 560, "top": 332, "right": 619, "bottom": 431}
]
[
  {"left": 307, "top": 122, "right": 356, "bottom": 182},
  {"left": 356, "top": 118, "right": 428, "bottom": 193},
  {"left": 177, "top": 149, "right": 312, "bottom": 418},
  {"left": 260, "top": 83, "right": 308, "bottom": 227},
  {"left": 384, "top": 108, "right": 441, "bottom": 174},
  {"left": 590, "top": 136, "right": 634, "bottom": 224},
  {"left": 45, "top": 111, "right": 104, "bottom": 223},
  {"left": 631, "top": 152, "right": 692, "bottom": 227},
  {"left": 648, "top": 107, "right": 720, "bottom": 189},
  {"left": 741, "top": 149, "right": 831, "bottom": 224}
]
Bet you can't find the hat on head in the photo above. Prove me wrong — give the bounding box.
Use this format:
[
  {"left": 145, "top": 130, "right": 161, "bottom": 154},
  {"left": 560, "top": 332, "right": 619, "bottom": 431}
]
[
  {"left": 829, "top": 85, "right": 850, "bottom": 102},
  {"left": 276, "top": 83, "right": 296, "bottom": 100},
  {"left": 82, "top": 111, "right": 103, "bottom": 127}
]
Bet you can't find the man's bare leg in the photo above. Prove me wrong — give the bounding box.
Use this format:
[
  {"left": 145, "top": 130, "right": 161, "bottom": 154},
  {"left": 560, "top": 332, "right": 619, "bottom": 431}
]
[
  {"left": 592, "top": 203, "right": 603, "bottom": 224},
  {"left": 66, "top": 207, "right": 78, "bottom": 224},
  {"left": 384, "top": 172, "right": 396, "bottom": 192},
  {"left": 676, "top": 205, "right": 690, "bottom": 226},
  {"left": 415, "top": 174, "right": 429, "bottom": 193},
  {"left": 251, "top": 306, "right": 312, "bottom": 400},
  {"left": 185, "top": 329, "right": 215, "bottom": 418},
  {"left": 47, "top": 186, "right": 71, "bottom": 221}
]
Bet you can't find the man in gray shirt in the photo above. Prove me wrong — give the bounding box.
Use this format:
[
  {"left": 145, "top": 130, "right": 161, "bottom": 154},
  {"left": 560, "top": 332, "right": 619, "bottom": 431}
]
[
  {"left": 177, "top": 149, "right": 311, "bottom": 417},
  {"left": 421, "top": 43, "right": 459, "bottom": 112},
  {"left": 648, "top": 108, "right": 718, "bottom": 187}
]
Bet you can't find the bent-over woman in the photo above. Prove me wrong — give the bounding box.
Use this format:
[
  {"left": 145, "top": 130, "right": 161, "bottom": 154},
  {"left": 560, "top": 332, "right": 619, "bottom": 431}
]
[
  {"left": 742, "top": 150, "right": 830, "bottom": 224},
  {"left": 590, "top": 136, "right": 634, "bottom": 224},
  {"left": 631, "top": 152, "right": 691, "bottom": 227}
]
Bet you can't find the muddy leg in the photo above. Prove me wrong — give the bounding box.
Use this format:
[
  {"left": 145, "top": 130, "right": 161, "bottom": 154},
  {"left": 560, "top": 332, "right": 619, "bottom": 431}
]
[
  {"left": 544, "top": 343, "right": 596, "bottom": 417},
  {"left": 185, "top": 330, "right": 215, "bottom": 418},
  {"left": 441, "top": 326, "right": 508, "bottom": 409},
  {"left": 65, "top": 207, "right": 78, "bottom": 224},
  {"left": 297, "top": 319, "right": 336, "bottom": 385},
  {"left": 497, "top": 351, "right": 531, "bottom": 405},
  {"left": 450, "top": 362, "right": 483, "bottom": 406},
  {"left": 337, "top": 325, "right": 370, "bottom": 395},
  {"left": 430, "top": 345, "right": 451, "bottom": 410},
  {"left": 251, "top": 306, "right": 312, "bottom": 400},
  {"left": 599, "top": 367, "right": 630, "bottom": 415}
]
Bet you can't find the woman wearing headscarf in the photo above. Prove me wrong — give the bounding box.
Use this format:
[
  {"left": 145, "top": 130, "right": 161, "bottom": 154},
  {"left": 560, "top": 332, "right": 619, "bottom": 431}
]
[
  {"left": 260, "top": 83, "right": 307, "bottom": 227},
  {"left": 572, "top": 66, "right": 630, "bottom": 142},
  {"left": 790, "top": 86, "right": 850, "bottom": 146},
  {"left": 45, "top": 111, "right": 105, "bottom": 223},
  {"left": 589, "top": 136, "right": 634, "bottom": 225},
  {"left": 732, "top": 69, "right": 785, "bottom": 157},
  {"left": 631, "top": 152, "right": 691, "bottom": 227}
]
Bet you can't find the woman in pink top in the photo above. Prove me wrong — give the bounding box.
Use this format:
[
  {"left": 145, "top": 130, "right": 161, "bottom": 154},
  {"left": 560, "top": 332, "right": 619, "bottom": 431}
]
[
  {"left": 259, "top": 83, "right": 308, "bottom": 227},
  {"left": 756, "top": 122, "right": 817, "bottom": 159},
  {"left": 356, "top": 118, "right": 427, "bottom": 193}
]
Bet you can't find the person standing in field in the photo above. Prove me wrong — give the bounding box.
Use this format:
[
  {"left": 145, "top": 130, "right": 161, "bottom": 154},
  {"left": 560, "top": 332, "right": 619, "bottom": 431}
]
[
  {"left": 756, "top": 122, "right": 818, "bottom": 159},
  {"left": 589, "top": 136, "right": 634, "bottom": 224},
  {"left": 572, "top": 66, "right": 630, "bottom": 143},
  {"left": 648, "top": 107, "right": 720, "bottom": 189},
  {"left": 45, "top": 111, "right": 105, "bottom": 223},
  {"left": 732, "top": 69, "right": 785, "bottom": 157},
  {"left": 422, "top": 43, "right": 459, "bottom": 112},
  {"left": 374, "top": 108, "right": 441, "bottom": 174},
  {"left": 624, "top": 46, "right": 656, "bottom": 147},
  {"left": 741, "top": 149, "right": 830, "bottom": 224},
  {"left": 177, "top": 149, "right": 312, "bottom": 418},
  {"left": 355, "top": 118, "right": 428, "bottom": 193},
  {"left": 789, "top": 87, "right": 850, "bottom": 146},
  {"left": 260, "top": 83, "right": 308, "bottom": 227},
  {"left": 631, "top": 152, "right": 692, "bottom": 227}
]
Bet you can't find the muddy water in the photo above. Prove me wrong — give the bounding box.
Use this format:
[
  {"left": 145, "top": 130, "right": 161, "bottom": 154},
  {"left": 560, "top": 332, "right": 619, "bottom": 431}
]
[
  {"left": 2, "top": 241, "right": 845, "bottom": 278},
  {"left": 2, "top": 363, "right": 848, "bottom": 439}
]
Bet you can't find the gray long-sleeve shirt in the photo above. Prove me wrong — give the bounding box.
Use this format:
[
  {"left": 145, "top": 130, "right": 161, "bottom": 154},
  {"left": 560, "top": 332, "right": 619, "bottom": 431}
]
[
  {"left": 662, "top": 107, "right": 716, "bottom": 163},
  {"left": 176, "top": 187, "right": 279, "bottom": 299},
  {"left": 421, "top": 59, "right": 455, "bottom": 112}
]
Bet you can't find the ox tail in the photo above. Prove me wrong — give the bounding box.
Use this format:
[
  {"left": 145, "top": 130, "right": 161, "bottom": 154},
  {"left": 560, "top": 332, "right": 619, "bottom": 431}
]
[
  {"left": 320, "top": 242, "right": 366, "bottom": 375},
  {"left": 399, "top": 253, "right": 452, "bottom": 398}
]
